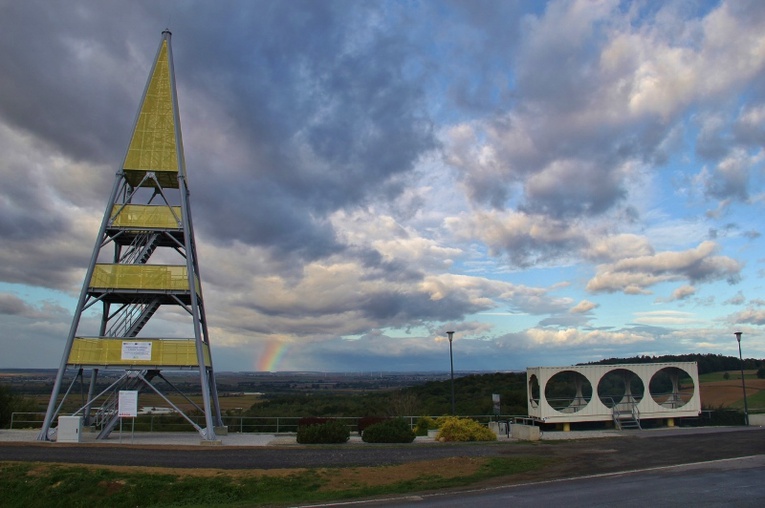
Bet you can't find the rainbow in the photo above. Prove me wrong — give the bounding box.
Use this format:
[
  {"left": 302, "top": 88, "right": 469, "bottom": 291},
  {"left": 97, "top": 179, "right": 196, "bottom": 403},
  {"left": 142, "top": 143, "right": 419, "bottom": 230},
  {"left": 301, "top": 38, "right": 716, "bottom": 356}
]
[{"left": 256, "top": 341, "right": 289, "bottom": 372}]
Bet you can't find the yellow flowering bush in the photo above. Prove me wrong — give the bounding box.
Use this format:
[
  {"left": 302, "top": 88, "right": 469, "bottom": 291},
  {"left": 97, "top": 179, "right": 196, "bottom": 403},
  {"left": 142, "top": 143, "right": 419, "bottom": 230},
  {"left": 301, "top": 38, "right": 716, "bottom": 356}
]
[{"left": 435, "top": 416, "right": 496, "bottom": 442}]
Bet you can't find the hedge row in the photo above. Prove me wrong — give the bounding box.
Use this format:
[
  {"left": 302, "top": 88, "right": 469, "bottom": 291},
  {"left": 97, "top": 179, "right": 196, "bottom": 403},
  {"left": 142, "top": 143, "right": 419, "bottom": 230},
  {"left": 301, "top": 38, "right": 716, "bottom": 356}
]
[
  {"left": 295, "top": 416, "right": 497, "bottom": 444},
  {"left": 296, "top": 419, "right": 350, "bottom": 444}
]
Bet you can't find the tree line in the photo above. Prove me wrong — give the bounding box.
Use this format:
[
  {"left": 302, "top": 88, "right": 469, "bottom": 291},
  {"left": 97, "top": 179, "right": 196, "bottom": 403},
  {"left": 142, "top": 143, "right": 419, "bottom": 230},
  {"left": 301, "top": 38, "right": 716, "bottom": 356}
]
[{"left": 584, "top": 353, "right": 763, "bottom": 375}]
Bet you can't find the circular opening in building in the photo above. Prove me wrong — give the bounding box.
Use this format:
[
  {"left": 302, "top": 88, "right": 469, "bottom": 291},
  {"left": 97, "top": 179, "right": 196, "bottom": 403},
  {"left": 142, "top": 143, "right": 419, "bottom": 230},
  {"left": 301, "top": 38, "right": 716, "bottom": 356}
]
[
  {"left": 544, "top": 370, "right": 592, "bottom": 413},
  {"left": 528, "top": 374, "right": 540, "bottom": 408},
  {"left": 597, "top": 368, "right": 644, "bottom": 408},
  {"left": 649, "top": 367, "right": 694, "bottom": 408}
]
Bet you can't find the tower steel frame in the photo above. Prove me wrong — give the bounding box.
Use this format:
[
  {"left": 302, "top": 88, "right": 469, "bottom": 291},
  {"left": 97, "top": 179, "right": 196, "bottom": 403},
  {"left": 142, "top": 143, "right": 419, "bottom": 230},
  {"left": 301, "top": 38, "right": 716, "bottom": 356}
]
[{"left": 38, "top": 30, "right": 223, "bottom": 442}]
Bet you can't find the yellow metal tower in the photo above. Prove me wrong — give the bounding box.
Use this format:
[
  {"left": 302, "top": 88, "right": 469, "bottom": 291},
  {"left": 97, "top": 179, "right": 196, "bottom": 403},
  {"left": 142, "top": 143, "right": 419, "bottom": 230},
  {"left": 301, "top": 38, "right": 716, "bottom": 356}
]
[{"left": 38, "top": 30, "right": 223, "bottom": 442}]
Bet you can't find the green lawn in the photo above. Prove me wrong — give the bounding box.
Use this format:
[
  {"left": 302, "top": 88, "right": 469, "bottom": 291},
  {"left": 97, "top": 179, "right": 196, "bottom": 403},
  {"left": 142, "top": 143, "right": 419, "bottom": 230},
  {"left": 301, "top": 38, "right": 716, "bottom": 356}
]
[
  {"left": 728, "top": 389, "right": 765, "bottom": 411},
  {"left": 0, "top": 456, "right": 550, "bottom": 508}
]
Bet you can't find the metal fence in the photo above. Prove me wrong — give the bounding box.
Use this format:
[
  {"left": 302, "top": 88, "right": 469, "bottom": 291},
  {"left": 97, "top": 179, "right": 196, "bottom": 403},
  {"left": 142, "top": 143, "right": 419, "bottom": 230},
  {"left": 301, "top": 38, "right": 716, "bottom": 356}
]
[
  {"left": 10, "top": 412, "right": 521, "bottom": 434},
  {"left": 13, "top": 409, "right": 759, "bottom": 433}
]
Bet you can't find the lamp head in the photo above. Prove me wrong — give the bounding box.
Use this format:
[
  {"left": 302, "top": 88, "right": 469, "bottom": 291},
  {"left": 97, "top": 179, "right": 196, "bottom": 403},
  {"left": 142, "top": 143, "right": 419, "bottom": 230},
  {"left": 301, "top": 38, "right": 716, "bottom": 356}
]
[
  {"left": 446, "top": 331, "right": 454, "bottom": 342},
  {"left": 735, "top": 331, "right": 742, "bottom": 343}
]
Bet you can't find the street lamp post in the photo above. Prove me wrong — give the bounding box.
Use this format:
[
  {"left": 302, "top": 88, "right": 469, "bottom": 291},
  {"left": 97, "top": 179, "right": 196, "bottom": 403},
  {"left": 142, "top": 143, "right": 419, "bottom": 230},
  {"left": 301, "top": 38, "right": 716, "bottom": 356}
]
[
  {"left": 734, "top": 331, "right": 749, "bottom": 426},
  {"left": 447, "top": 331, "right": 455, "bottom": 415}
]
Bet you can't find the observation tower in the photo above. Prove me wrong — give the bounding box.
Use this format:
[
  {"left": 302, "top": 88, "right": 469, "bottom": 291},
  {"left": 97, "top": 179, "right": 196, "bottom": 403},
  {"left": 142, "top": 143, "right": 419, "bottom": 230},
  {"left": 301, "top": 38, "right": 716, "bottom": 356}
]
[{"left": 38, "top": 30, "right": 223, "bottom": 442}]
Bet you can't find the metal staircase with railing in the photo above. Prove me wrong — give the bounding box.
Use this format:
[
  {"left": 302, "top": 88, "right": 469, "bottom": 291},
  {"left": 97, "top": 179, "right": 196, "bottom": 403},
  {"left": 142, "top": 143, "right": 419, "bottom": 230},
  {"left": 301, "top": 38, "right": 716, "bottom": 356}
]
[
  {"left": 105, "top": 299, "right": 162, "bottom": 339},
  {"left": 123, "top": 232, "right": 161, "bottom": 265},
  {"left": 612, "top": 400, "right": 641, "bottom": 430}
]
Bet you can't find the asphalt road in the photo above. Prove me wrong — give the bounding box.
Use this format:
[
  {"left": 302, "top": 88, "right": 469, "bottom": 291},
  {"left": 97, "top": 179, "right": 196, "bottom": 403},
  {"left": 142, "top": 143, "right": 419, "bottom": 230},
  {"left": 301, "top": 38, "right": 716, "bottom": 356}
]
[
  {"left": 317, "top": 455, "right": 765, "bottom": 508},
  {"left": 0, "top": 427, "right": 763, "bottom": 477}
]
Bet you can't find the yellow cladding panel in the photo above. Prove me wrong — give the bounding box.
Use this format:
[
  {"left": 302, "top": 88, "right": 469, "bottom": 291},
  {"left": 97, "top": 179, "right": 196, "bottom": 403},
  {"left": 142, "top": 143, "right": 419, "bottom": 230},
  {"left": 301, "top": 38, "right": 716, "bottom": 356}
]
[
  {"left": 111, "top": 204, "right": 182, "bottom": 229},
  {"left": 123, "top": 40, "right": 180, "bottom": 178},
  {"left": 68, "top": 338, "right": 210, "bottom": 367},
  {"left": 90, "top": 264, "right": 196, "bottom": 291}
]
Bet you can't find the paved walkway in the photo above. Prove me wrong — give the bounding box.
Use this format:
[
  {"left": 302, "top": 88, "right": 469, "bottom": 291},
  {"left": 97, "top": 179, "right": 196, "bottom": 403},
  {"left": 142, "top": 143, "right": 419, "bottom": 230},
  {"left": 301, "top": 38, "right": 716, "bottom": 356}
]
[
  {"left": 0, "top": 427, "right": 680, "bottom": 446},
  {"left": 2, "top": 425, "right": 750, "bottom": 446}
]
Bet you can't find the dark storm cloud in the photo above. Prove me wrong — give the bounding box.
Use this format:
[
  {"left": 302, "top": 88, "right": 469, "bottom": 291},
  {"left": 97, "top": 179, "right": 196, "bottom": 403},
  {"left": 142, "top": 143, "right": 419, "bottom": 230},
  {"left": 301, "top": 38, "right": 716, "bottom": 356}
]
[
  {"left": 1, "top": 1, "right": 437, "bottom": 263},
  {"left": 438, "top": 0, "right": 528, "bottom": 115},
  {"left": 520, "top": 159, "right": 627, "bottom": 219},
  {"left": 0, "top": 171, "right": 67, "bottom": 240},
  {"left": 194, "top": 178, "right": 343, "bottom": 261},
  {"left": 357, "top": 289, "right": 484, "bottom": 325},
  {"left": 0, "top": 1, "right": 152, "bottom": 164},
  {"left": 241, "top": 281, "right": 489, "bottom": 327},
  {"left": 157, "top": 1, "right": 437, "bottom": 254},
  {"left": 355, "top": 248, "right": 422, "bottom": 283}
]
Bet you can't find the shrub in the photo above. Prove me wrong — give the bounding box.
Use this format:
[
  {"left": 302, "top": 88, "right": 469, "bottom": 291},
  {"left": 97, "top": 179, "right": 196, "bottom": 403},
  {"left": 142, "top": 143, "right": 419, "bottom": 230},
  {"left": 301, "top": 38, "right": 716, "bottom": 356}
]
[
  {"left": 434, "top": 415, "right": 453, "bottom": 428},
  {"left": 708, "top": 409, "right": 746, "bottom": 426},
  {"left": 358, "top": 416, "right": 388, "bottom": 434},
  {"left": 296, "top": 419, "right": 350, "bottom": 444},
  {"left": 414, "top": 416, "right": 437, "bottom": 436},
  {"left": 436, "top": 416, "right": 496, "bottom": 442},
  {"left": 0, "top": 386, "right": 37, "bottom": 428},
  {"left": 362, "top": 418, "right": 416, "bottom": 443},
  {"left": 298, "top": 417, "right": 329, "bottom": 427}
]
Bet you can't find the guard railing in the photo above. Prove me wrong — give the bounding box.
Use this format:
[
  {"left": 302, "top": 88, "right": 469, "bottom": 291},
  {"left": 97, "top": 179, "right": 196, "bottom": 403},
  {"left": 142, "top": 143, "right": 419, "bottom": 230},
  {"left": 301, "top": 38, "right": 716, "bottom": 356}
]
[{"left": 10, "top": 412, "right": 523, "bottom": 434}]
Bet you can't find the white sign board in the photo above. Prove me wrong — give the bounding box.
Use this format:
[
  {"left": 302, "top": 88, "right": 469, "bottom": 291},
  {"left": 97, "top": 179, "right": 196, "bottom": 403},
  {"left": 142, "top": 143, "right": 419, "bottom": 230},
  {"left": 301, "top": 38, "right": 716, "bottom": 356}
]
[
  {"left": 118, "top": 390, "right": 138, "bottom": 418},
  {"left": 121, "top": 341, "right": 152, "bottom": 361}
]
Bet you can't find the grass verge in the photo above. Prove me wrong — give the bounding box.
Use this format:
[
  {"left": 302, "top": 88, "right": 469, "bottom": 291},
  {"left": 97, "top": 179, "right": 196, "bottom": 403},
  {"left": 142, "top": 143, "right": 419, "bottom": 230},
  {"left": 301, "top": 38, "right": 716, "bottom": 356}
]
[{"left": 0, "top": 456, "right": 550, "bottom": 507}]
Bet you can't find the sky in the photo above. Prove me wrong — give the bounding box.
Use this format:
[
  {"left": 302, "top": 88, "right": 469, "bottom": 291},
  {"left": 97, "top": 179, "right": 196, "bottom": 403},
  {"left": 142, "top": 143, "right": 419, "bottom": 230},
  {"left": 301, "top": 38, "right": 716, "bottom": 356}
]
[{"left": 1, "top": 0, "right": 765, "bottom": 373}]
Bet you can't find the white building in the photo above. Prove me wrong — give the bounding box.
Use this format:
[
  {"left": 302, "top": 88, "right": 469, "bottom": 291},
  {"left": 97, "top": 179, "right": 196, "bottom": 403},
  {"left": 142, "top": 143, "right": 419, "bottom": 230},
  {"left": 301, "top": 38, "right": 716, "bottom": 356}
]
[{"left": 526, "top": 362, "right": 701, "bottom": 428}]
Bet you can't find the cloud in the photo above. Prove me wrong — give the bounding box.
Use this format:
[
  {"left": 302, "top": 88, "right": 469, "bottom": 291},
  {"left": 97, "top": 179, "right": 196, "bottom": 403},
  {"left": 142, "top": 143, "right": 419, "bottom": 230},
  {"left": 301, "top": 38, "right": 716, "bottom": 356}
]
[
  {"left": 667, "top": 285, "right": 697, "bottom": 302},
  {"left": 446, "top": 210, "right": 588, "bottom": 268},
  {"left": 445, "top": 0, "right": 765, "bottom": 226},
  {"left": 701, "top": 148, "right": 764, "bottom": 202},
  {"left": 728, "top": 307, "right": 765, "bottom": 326},
  {"left": 583, "top": 234, "right": 654, "bottom": 263},
  {"left": 724, "top": 291, "right": 746, "bottom": 305},
  {"left": 525, "top": 327, "right": 655, "bottom": 347},
  {"left": 570, "top": 300, "right": 598, "bottom": 314},
  {"left": 2, "top": 1, "right": 438, "bottom": 265},
  {"left": 2, "top": 1, "right": 765, "bottom": 371},
  {"left": 172, "top": 3, "right": 438, "bottom": 261},
  {"left": 632, "top": 311, "right": 699, "bottom": 326},
  {"left": 586, "top": 241, "right": 742, "bottom": 294},
  {"left": 733, "top": 104, "right": 765, "bottom": 147},
  {"left": 0, "top": 293, "right": 46, "bottom": 318}
]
